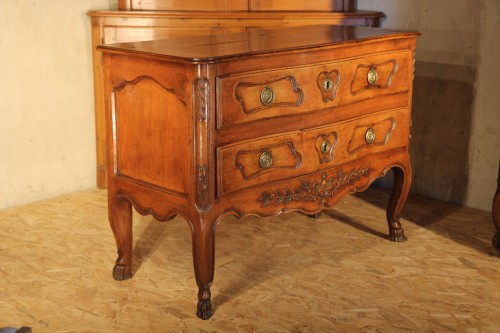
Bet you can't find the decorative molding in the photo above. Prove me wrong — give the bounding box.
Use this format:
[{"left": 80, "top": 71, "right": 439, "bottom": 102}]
[
  {"left": 196, "top": 165, "right": 211, "bottom": 212},
  {"left": 235, "top": 141, "right": 302, "bottom": 180},
  {"left": 347, "top": 117, "right": 396, "bottom": 155},
  {"left": 235, "top": 76, "right": 304, "bottom": 115},
  {"left": 314, "top": 131, "right": 339, "bottom": 164},
  {"left": 194, "top": 77, "right": 210, "bottom": 121},
  {"left": 113, "top": 194, "right": 181, "bottom": 223},
  {"left": 113, "top": 75, "right": 179, "bottom": 98},
  {"left": 317, "top": 70, "right": 341, "bottom": 102},
  {"left": 258, "top": 167, "right": 372, "bottom": 208},
  {"left": 350, "top": 59, "right": 398, "bottom": 96}
]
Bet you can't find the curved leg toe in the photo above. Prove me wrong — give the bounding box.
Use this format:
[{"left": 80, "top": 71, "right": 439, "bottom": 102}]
[
  {"left": 196, "top": 287, "right": 213, "bottom": 320},
  {"left": 113, "top": 264, "right": 132, "bottom": 281}
]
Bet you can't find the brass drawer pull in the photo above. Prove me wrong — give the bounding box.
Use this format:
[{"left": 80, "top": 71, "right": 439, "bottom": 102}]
[
  {"left": 320, "top": 140, "right": 331, "bottom": 154},
  {"left": 259, "top": 151, "right": 273, "bottom": 169},
  {"left": 260, "top": 86, "right": 275, "bottom": 105},
  {"left": 365, "top": 128, "right": 376, "bottom": 144},
  {"left": 367, "top": 67, "right": 378, "bottom": 85}
]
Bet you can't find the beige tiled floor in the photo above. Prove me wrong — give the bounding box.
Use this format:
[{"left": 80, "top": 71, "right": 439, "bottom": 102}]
[{"left": 0, "top": 187, "right": 498, "bottom": 332}]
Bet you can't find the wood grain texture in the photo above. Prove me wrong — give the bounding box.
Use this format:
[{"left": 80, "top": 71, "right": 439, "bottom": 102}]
[{"left": 0, "top": 188, "right": 498, "bottom": 331}]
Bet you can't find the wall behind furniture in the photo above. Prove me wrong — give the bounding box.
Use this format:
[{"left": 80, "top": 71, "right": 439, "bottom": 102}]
[
  {"left": 0, "top": 0, "right": 117, "bottom": 209},
  {"left": 359, "top": 0, "right": 500, "bottom": 211}
]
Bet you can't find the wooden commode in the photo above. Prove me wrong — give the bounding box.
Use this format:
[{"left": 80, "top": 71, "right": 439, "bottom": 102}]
[{"left": 98, "top": 25, "right": 419, "bottom": 319}]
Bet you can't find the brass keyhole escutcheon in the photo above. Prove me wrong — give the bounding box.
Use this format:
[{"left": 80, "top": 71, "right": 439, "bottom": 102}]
[
  {"left": 260, "top": 86, "right": 275, "bottom": 105},
  {"left": 323, "top": 77, "right": 334, "bottom": 92},
  {"left": 259, "top": 151, "right": 273, "bottom": 169},
  {"left": 365, "top": 128, "right": 376, "bottom": 144},
  {"left": 367, "top": 67, "right": 378, "bottom": 85},
  {"left": 320, "top": 140, "right": 331, "bottom": 154}
]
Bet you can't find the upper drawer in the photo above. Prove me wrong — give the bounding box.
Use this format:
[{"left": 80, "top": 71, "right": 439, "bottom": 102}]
[{"left": 217, "top": 50, "right": 412, "bottom": 129}]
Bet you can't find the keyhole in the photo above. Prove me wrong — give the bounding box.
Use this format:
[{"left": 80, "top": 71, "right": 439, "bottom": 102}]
[{"left": 323, "top": 78, "right": 334, "bottom": 91}]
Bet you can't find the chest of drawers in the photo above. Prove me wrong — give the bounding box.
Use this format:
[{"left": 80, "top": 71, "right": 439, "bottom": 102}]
[{"left": 98, "top": 25, "right": 418, "bottom": 319}]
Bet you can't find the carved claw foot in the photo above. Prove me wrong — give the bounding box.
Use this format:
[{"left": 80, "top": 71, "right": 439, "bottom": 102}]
[
  {"left": 492, "top": 233, "right": 500, "bottom": 254},
  {"left": 389, "top": 220, "right": 407, "bottom": 242},
  {"left": 196, "top": 287, "right": 213, "bottom": 320},
  {"left": 112, "top": 264, "right": 132, "bottom": 281},
  {"left": 196, "top": 299, "right": 213, "bottom": 320}
]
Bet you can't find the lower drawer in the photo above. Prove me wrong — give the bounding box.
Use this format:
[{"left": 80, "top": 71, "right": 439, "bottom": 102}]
[{"left": 217, "top": 108, "right": 410, "bottom": 195}]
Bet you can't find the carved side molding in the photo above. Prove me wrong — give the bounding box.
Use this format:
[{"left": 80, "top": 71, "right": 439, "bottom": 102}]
[
  {"left": 194, "top": 77, "right": 210, "bottom": 121},
  {"left": 258, "top": 167, "right": 372, "bottom": 208},
  {"left": 235, "top": 141, "right": 302, "bottom": 180},
  {"left": 350, "top": 59, "right": 398, "bottom": 96},
  {"left": 347, "top": 117, "right": 396, "bottom": 155},
  {"left": 317, "top": 70, "right": 341, "bottom": 102},
  {"left": 193, "top": 75, "right": 211, "bottom": 212},
  {"left": 196, "top": 165, "right": 210, "bottom": 212},
  {"left": 235, "top": 76, "right": 304, "bottom": 115}
]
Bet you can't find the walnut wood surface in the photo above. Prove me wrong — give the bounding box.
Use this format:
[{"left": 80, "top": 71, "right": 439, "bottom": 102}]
[
  {"left": 100, "top": 25, "right": 418, "bottom": 319},
  {"left": 89, "top": 7, "right": 385, "bottom": 188},
  {"left": 98, "top": 25, "right": 416, "bottom": 62}
]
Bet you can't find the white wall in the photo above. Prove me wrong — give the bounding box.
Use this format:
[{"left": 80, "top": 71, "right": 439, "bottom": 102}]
[
  {"left": 0, "top": 0, "right": 116, "bottom": 209},
  {"left": 359, "top": 0, "right": 500, "bottom": 211}
]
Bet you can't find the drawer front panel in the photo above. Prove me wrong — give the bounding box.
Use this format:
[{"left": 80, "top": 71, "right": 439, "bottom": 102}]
[
  {"left": 217, "top": 51, "right": 411, "bottom": 129},
  {"left": 217, "top": 108, "right": 410, "bottom": 195}
]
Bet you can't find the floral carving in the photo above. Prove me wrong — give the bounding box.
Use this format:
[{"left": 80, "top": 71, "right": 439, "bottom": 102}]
[
  {"left": 194, "top": 77, "right": 209, "bottom": 121},
  {"left": 258, "top": 168, "right": 372, "bottom": 208},
  {"left": 196, "top": 165, "right": 210, "bottom": 212}
]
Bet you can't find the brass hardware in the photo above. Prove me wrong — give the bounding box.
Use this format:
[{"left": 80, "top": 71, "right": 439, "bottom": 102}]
[
  {"left": 323, "top": 78, "right": 334, "bottom": 91},
  {"left": 259, "top": 151, "right": 273, "bottom": 169},
  {"left": 320, "top": 140, "right": 331, "bottom": 154},
  {"left": 260, "top": 86, "right": 275, "bottom": 105},
  {"left": 365, "top": 128, "right": 376, "bottom": 144},
  {"left": 367, "top": 67, "right": 378, "bottom": 85}
]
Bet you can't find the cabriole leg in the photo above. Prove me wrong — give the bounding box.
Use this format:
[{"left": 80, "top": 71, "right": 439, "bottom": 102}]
[
  {"left": 386, "top": 166, "right": 411, "bottom": 242},
  {"left": 191, "top": 219, "right": 216, "bottom": 320},
  {"left": 109, "top": 196, "right": 133, "bottom": 280}
]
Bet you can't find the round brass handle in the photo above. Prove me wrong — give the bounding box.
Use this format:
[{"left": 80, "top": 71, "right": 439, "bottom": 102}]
[
  {"left": 367, "top": 67, "right": 378, "bottom": 85},
  {"left": 323, "top": 77, "right": 334, "bottom": 92},
  {"left": 260, "top": 86, "right": 275, "bottom": 105},
  {"left": 320, "top": 140, "right": 331, "bottom": 154},
  {"left": 365, "top": 128, "right": 376, "bottom": 144},
  {"left": 259, "top": 151, "right": 273, "bottom": 169}
]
